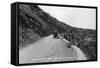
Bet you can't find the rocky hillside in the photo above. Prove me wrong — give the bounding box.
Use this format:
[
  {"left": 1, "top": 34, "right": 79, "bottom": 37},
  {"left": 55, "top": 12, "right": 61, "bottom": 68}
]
[{"left": 19, "top": 4, "right": 96, "bottom": 60}]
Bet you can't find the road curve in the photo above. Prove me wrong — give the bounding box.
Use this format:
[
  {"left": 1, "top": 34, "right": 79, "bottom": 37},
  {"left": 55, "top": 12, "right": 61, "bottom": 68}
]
[{"left": 19, "top": 35, "right": 86, "bottom": 64}]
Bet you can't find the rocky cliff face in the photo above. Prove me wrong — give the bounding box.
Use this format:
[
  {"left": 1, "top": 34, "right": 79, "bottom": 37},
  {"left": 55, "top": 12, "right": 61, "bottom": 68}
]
[{"left": 19, "top": 4, "right": 96, "bottom": 60}]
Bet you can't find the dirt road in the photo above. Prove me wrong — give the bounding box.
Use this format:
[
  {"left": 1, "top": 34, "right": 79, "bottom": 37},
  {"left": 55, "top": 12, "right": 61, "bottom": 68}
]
[{"left": 19, "top": 35, "right": 86, "bottom": 64}]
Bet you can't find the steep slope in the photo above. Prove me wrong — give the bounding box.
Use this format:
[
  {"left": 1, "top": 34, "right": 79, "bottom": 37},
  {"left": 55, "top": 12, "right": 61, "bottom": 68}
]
[{"left": 19, "top": 4, "right": 96, "bottom": 60}]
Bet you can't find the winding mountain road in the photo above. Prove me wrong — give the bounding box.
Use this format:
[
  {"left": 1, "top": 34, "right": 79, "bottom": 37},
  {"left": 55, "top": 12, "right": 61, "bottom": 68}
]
[{"left": 19, "top": 35, "right": 87, "bottom": 64}]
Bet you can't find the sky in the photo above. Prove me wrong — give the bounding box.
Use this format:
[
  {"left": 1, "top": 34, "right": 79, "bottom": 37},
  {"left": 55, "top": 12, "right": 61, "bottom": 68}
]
[{"left": 39, "top": 5, "right": 96, "bottom": 30}]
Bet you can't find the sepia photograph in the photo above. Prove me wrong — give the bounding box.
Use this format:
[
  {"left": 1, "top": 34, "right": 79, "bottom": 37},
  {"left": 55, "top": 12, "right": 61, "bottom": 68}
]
[{"left": 17, "top": 3, "right": 97, "bottom": 64}]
